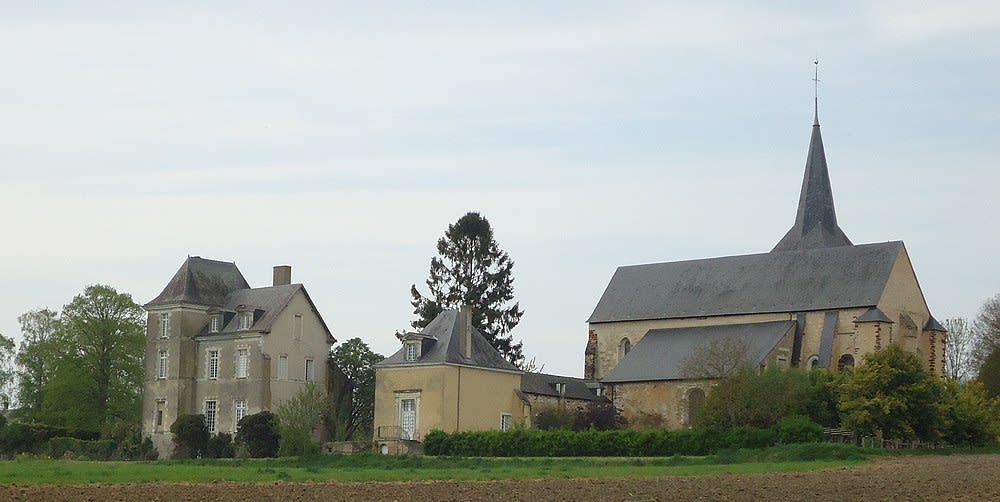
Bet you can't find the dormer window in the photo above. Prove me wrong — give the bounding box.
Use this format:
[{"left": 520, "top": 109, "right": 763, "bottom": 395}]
[
  {"left": 238, "top": 312, "right": 253, "bottom": 330},
  {"left": 404, "top": 341, "right": 420, "bottom": 362},
  {"left": 209, "top": 315, "right": 222, "bottom": 333}
]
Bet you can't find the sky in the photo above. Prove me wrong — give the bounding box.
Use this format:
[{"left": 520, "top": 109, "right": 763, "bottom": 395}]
[{"left": 1, "top": 1, "right": 998, "bottom": 378}]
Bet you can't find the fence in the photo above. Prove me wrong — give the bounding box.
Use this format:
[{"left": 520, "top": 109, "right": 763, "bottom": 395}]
[{"left": 823, "top": 428, "right": 948, "bottom": 449}]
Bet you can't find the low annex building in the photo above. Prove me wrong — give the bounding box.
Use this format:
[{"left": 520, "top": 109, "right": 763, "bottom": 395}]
[
  {"left": 374, "top": 307, "right": 600, "bottom": 447},
  {"left": 586, "top": 105, "right": 946, "bottom": 429},
  {"left": 142, "top": 257, "right": 336, "bottom": 456}
]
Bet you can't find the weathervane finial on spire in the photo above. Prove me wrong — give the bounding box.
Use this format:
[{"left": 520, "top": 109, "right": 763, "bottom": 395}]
[{"left": 813, "top": 58, "right": 820, "bottom": 125}]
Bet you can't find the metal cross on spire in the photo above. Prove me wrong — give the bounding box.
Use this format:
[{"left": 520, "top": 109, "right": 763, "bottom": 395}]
[{"left": 813, "top": 58, "right": 820, "bottom": 125}]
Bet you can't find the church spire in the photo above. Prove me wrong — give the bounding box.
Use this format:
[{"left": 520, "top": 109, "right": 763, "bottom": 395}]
[{"left": 771, "top": 61, "right": 852, "bottom": 252}]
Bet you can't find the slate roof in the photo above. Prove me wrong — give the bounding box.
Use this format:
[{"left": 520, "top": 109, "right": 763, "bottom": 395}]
[
  {"left": 377, "top": 310, "right": 519, "bottom": 372},
  {"left": 602, "top": 321, "right": 796, "bottom": 383},
  {"left": 856, "top": 306, "right": 893, "bottom": 323},
  {"left": 146, "top": 257, "right": 249, "bottom": 308},
  {"left": 520, "top": 372, "right": 601, "bottom": 401},
  {"left": 588, "top": 241, "right": 902, "bottom": 324},
  {"left": 772, "top": 111, "right": 853, "bottom": 252},
  {"left": 924, "top": 315, "right": 947, "bottom": 332},
  {"left": 149, "top": 257, "right": 335, "bottom": 343}
]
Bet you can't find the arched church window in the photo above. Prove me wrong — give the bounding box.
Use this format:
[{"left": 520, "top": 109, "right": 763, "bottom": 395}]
[
  {"left": 618, "top": 338, "right": 631, "bottom": 362},
  {"left": 837, "top": 354, "right": 855, "bottom": 371},
  {"left": 686, "top": 388, "right": 706, "bottom": 426}
]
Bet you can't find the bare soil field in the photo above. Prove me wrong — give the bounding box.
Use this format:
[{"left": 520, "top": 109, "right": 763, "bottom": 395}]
[{"left": 2, "top": 454, "right": 999, "bottom": 502}]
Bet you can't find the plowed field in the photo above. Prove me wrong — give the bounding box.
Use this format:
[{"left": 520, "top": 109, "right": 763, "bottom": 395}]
[{"left": 2, "top": 454, "right": 998, "bottom": 501}]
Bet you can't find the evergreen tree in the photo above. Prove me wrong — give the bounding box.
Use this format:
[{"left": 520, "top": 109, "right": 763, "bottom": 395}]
[{"left": 410, "top": 212, "right": 525, "bottom": 365}]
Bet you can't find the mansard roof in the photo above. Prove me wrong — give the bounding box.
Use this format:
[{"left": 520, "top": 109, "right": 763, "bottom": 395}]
[
  {"left": 377, "top": 309, "right": 518, "bottom": 372},
  {"left": 145, "top": 256, "right": 249, "bottom": 308},
  {"left": 772, "top": 110, "right": 853, "bottom": 252},
  {"left": 603, "top": 321, "right": 796, "bottom": 383},
  {"left": 588, "top": 241, "right": 902, "bottom": 323}
]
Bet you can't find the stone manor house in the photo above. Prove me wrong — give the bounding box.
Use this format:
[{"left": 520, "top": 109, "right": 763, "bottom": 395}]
[{"left": 142, "top": 258, "right": 335, "bottom": 456}]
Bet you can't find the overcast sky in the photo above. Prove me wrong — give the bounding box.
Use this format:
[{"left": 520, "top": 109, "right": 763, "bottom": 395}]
[{"left": 2, "top": 1, "right": 998, "bottom": 377}]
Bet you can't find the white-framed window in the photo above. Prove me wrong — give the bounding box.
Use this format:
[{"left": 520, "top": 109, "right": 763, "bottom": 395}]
[
  {"left": 395, "top": 392, "right": 420, "bottom": 440},
  {"left": 236, "top": 348, "right": 249, "bottom": 379},
  {"left": 293, "top": 314, "right": 303, "bottom": 341},
  {"left": 204, "top": 400, "right": 217, "bottom": 433},
  {"left": 304, "top": 359, "right": 315, "bottom": 383},
  {"left": 500, "top": 413, "right": 513, "bottom": 432},
  {"left": 278, "top": 355, "right": 288, "bottom": 380},
  {"left": 234, "top": 399, "right": 247, "bottom": 431},
  {"left": 239, "top": 312, "right": 253, "bottom": 330},
  {"left": 160, "top": 313, "right": 170, "bottom": 338},
  {"left": 208, "top": 349, "right": 220, "bottom": 379},
  {"left": 404, "top": 341, "right": 419, "bottom": 362},
  {"left": 157, "top": 350, "right": 168, "bottom": 379},
  {"left": 209, "top": 315, "right": 221, "bottom": 333}
]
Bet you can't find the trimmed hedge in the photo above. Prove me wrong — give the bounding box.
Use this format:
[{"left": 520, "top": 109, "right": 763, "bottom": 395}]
[
  {"left": 47, "top": 437, "right": 117, "bottom": 460},
  {"left": 0, "top": 423, "right": 100, "bottom": 455},
  {"left": 424, "top": 422, "right": 823, "bottom": 457}
]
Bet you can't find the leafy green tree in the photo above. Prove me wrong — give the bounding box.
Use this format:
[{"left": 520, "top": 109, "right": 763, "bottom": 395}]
[
  {"left": 937, "top": 379, "right": 1000, "bottom": 446},
  {"left": 0, "top": 333, "right": 15, "bottom": 410},
  {"left": 410, "top": 212, "right": 525, "bottom": 365},
  {"left": 58, "top": 285, "right": 145, "bottom": 426},
  {"left": 14, "top": 287, "right": 145, "bottom": 430},
  {"left": 836, "top": 345, "right": 943, "bottom": 440},
  {"left": 170, "top": 414, "right": 209, "bottom": 459},
  {"left": 14, "top": 308, "right": 61, "bottom": 416},
  {"left": 327, "top": 338, "right": 383, "bottom": 440}
]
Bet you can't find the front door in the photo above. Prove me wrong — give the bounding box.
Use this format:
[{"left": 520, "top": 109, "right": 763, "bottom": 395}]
[{"left": 400, "top": 398, "right": 417, "bottom": 440}]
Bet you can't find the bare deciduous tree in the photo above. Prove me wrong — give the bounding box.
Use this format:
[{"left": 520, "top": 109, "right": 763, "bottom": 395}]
[
  {"left": 679, "top": 336, "right": 755, "bottom": 379},
  {"left": 973, "top": 294, "right": 1000, "bottom": 374},
  {"left": 944, "top": 317, "right": 979, "bottom": 380}
]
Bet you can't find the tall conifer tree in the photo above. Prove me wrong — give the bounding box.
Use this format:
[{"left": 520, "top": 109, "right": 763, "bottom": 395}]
[{"left": 410, "top": 212, "right": 525, "bottom": 365}]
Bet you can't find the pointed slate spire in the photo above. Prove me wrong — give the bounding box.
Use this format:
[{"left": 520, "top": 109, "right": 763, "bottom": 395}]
[{"left": 771, "top": 98, "right": 852, "bottom": 252}]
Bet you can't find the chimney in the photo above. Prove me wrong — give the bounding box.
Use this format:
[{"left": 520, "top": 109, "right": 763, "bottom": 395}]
[
  {"left": 460, "top": 305, "right": 473, "bottom": 359},
  {"left": 273, "top": 265, "right": 292, "bottom": 286}
]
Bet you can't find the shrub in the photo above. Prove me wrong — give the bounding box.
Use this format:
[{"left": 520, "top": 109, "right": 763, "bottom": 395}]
[
  {"left": 170, "top": 414, "right": 209, "bottom": 459},
  {"left": 47, "top": 437, "right": 116, "bottom": 460},
  {"left": 205, "top": 433, "right": 236, "bottom": 458},
  {"left": 101, "top": 420, "right": 157, "bottom": 460},
  {"left": 278, "top": 426, "right": 320, "bottom": 457},
  {"left": 235, "top": 411, "right": 280, "bottom": 458},
  {"left": 573, "top": 400, "right": 627, "bottom": 431},
  {"left": 775, "top": 415, "right": 823, "bottom": 444},
  {"left": 534, "top": 406, "right": 575, "bottom": 430},
  {"left": 423, "top": 430, "right": 448, "bottom": 455}
]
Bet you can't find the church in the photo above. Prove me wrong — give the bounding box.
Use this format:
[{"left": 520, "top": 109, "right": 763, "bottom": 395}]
[{"left": 585, "top": 103, "right": 946, "bottom": 429}]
